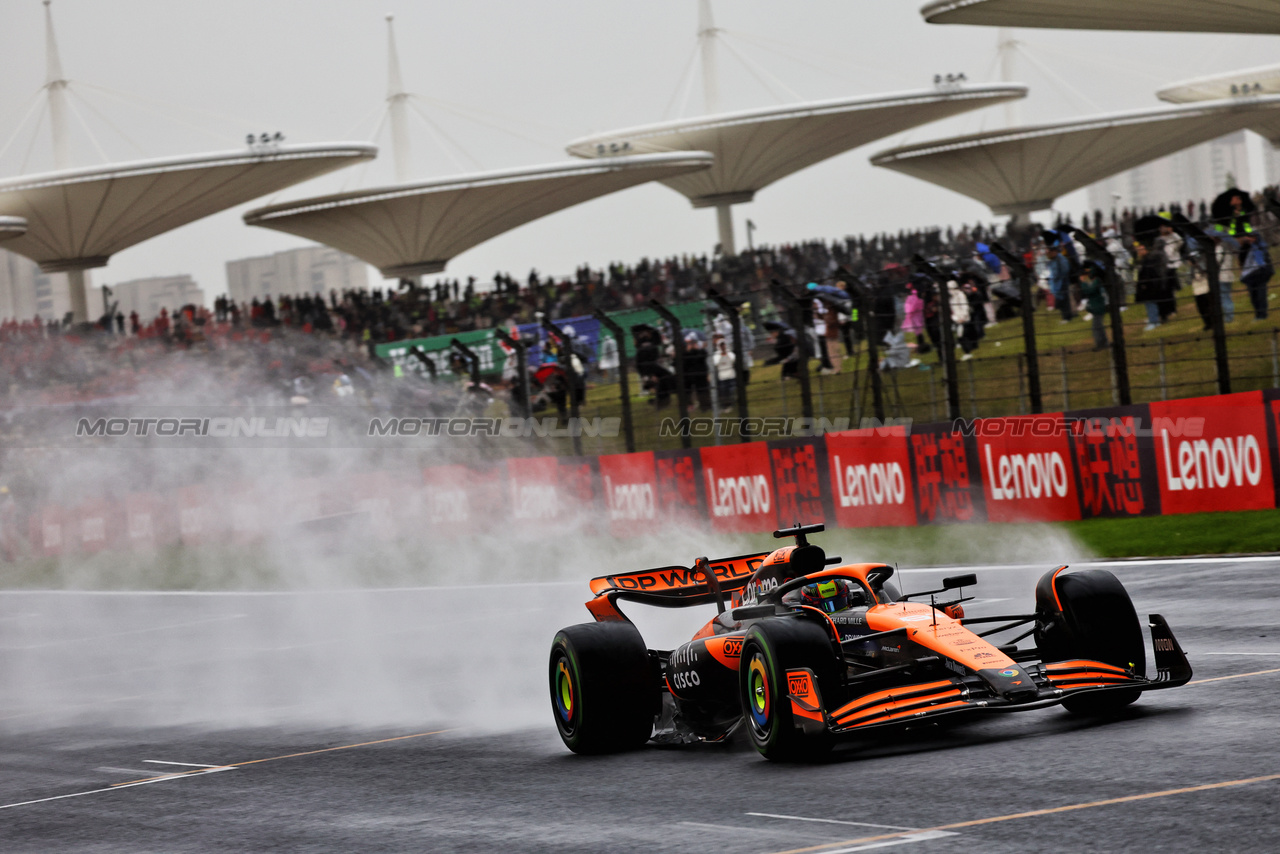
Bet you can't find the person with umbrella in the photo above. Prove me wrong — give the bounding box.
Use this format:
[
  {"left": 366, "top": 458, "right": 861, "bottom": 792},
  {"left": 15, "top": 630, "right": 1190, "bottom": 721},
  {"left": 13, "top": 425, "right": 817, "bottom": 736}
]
[
  {"left": 1133, "top": 214, "right": 1177, "bottom": 330},
  {"left": 1212, "top": 187, "right": 1256, "bottom": 239},
  {"left": 762, "top": 319, "right": 799, "bottom": 379}
]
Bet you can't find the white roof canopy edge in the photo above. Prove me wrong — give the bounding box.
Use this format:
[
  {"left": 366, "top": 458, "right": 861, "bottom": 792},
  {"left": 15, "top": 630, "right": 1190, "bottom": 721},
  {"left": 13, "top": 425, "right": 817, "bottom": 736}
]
[
  {"left": 0, "top": 143, "right": 379, "bottom": 195},
  {"left": 245, "top": 151, "right": 715, "bottom": 222},
  {"left": 564, "top": 84, "right": 1029, "bottom": 153}
]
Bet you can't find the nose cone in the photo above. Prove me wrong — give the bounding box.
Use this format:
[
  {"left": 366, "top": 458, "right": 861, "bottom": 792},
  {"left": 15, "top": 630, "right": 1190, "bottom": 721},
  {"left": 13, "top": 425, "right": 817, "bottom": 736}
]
[{"left": 978, "top": 664, "right": 1038, "bottom": 701}]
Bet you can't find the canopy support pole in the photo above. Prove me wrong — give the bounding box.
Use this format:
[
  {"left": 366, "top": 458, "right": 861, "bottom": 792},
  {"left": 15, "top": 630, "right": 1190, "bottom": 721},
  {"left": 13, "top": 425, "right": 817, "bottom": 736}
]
[
  {"left": 716, "top": 202, "right": 735, "bottom": 255},
  {"left": 67, "top": 268, "right": 88, "bottom": 324}
]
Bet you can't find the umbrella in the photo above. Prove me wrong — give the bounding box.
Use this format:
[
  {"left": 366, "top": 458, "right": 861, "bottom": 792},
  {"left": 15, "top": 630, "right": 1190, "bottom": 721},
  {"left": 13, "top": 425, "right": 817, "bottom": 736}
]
[
  {"left": 974, "top": 242, "right": 1003, "bottom": 274},
  {"left": 1211, "top": 187, "right": 1256, "bottom": 224},
  {"left": 1132, "top": 214, "right": 1169, "bottom": 248},
  {"left": 762, "top": 320, "right": 793, "bottom": 334},
  {"left": 533, "top": 364, "right": 566, "bottom": 386}
]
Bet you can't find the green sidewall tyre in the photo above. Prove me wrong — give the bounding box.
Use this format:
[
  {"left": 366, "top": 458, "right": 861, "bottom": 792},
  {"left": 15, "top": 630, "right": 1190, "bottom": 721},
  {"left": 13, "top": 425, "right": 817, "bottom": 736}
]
[
  {"left": 739, "top": 619, "right": 837, "bottom": 762},
  {"left": 549, "top": 622, "right": 657, "bottom": 754}
]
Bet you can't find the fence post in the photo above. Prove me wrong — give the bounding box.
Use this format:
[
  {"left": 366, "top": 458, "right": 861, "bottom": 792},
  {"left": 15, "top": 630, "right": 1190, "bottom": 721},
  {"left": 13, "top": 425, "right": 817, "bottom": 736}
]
[
  {"left": 967, "top": 358, "right": 978, "bottom": 418},
  {"left": 1170, "top": 214, "right": 1230, "bottom": 395},
  {"left": 1017, "top": 353, "right": 1027, "bottom": 414},
  {"left": 846, "top": 275, "right": 885, "bottom": 424},
  {"left": 990, "top": 242, "right": 1043, "bottom": 412},
  {"left": 1059, "top": 346, "right": 1070, "bottom": 411},
  {"left": 492, "top": 329, "right": 530, "bottom": 419},
  {"left": 591, "top": 311, "right": 634, "bottom": 453},
  {"left": 770, "top": 280, "right": 814, "bottom": 422},
  {"left": 1272, "top": 328, "right": 1278, "bottom": 389},
  {"left": 1158, "top": 338, "right": 1168, "bottom": 400},
  {"left": 648, "top": 300, "right": 690, "bottom": 450},
  {"left": 707, "top": 289, "right": 750, "bottom": 442},
  {"left": 1109, "top": 348, "right": 1119, "bottom": 406},
  {"left": 927, "top": 367, "right": 937, "bottom": 422},
  {"left": 911, "top": 255, "right": 961, "bottom": 420},
  {"left": 1069, "top": 227, "right": 1131, "bottom": 405},
  {"left": 539, "top": 320, "right": 582, "bottom": 456}
]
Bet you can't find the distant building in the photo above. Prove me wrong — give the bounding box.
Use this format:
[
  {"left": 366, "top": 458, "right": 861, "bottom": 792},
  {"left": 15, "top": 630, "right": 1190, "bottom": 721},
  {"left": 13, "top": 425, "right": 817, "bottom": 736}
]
[
  {"left": 100, "top": 274, "right": 204, "bottom": 321},
  {"left": 1086, "top": 131, "right": 1250, "bottom": 217},
  {"left": 225, "top": 245, "right": 369, "bottom": 306},
  {"left": 0, "top": 249, "right": 80, "bottom": 322}
]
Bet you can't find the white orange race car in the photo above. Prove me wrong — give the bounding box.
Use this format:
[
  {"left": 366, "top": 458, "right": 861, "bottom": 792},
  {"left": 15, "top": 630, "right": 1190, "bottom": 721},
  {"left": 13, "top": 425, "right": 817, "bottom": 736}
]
[{"left": 549, "top": 524, "right": 1192, "bottom": 761}]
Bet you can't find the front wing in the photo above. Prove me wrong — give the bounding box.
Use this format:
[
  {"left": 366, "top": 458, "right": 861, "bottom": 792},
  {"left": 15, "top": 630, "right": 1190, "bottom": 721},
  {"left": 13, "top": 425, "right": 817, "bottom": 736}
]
[{"left": 801, "top": 614, "right": 1192, "bottom": 736}]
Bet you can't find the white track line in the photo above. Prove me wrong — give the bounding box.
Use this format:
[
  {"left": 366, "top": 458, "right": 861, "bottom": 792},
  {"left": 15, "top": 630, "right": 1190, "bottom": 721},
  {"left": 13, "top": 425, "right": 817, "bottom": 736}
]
[
  {"left": 803, "top": 830, "right": 959, "bottom": 853},
  {"left": 748, "top": 812, "right": 917, "bottom": 831},
  {"left": 142, "top": 760, "right": 223, "bottom": 768},
  {"left": 1201, "top": 652, "right": 1280, "bottom": 656},
  {"left": 0, "top": 767, "right": 233, "bottom": 811}
]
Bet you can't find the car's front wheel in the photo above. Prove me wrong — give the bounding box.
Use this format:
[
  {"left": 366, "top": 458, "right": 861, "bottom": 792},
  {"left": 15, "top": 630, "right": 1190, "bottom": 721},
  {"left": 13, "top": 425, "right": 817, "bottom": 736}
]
[
  {"left": 739, "top": 618, "right": 838, "bottom": 761},
  {"left": 1035, "top": 568, "right": 1145, "bottom": 715}
]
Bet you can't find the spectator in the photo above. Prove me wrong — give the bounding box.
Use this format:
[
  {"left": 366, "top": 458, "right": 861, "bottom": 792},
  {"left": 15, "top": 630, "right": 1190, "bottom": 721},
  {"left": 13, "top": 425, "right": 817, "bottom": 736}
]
[
  {"left": 1079, "top": 262, "right": 1109, "bottom": 350},
  {"left": 1046, "top": 244, "right": 1072, "bottom": 322}
]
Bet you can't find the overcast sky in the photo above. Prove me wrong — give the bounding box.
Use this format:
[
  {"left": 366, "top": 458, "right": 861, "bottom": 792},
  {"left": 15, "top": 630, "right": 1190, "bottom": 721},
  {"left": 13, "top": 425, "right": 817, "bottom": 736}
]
[{"left": 2, "top": 0, "right": 1279, "bottom": 299}]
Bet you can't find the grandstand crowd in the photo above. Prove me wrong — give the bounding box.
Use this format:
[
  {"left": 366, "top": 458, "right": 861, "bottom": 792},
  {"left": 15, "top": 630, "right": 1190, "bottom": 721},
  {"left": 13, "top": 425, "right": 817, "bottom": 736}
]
[{"left": 1, "top": 191, "right": 1278, "bottom": 416}]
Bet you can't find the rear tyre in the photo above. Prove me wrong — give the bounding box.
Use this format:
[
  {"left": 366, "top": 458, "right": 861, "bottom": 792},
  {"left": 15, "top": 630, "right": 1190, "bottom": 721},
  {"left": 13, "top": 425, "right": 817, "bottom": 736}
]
[
  {"left": 549, "top": 622, "right": 658, "bottom": 754},
  {"left": 739, "top": 618, "right": 839, "bottom": 762},
  {"left": 1035, "top": 569, "right": 1144, "bottom": 715}
]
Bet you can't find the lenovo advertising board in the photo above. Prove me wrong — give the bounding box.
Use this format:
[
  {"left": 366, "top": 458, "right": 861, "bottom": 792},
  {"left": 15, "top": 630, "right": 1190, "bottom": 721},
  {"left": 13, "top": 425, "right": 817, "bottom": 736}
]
[
  {"left": 973, "top": 414, "right": 1080, "bottom": 523},
  {"left": 598, "top": 451, "right": 660, "bottom": 539},
  {"left": 700, "top": 443, "right": 776, "bottom": 533},
  {"left": 1149, "top": 392, "right": 1275, "bottom": 515},
  {"left": 505, "top": 456, "right": 564, "bottom": 524},
  {"left": 824, "top": 426, "right": 916, "bottom": 528}
]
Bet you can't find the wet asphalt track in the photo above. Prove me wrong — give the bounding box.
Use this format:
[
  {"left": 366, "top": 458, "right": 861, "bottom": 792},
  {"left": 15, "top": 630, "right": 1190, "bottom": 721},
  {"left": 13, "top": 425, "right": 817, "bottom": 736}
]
[{"left": 2, "top": 557, "right": 1279, "bottom": 853}]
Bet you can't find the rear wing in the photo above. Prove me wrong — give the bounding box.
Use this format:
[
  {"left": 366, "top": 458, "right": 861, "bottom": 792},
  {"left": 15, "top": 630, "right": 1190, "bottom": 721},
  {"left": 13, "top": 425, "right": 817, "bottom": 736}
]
[{"left": 587, "top": 552, "right": 769, "bottom": 619}]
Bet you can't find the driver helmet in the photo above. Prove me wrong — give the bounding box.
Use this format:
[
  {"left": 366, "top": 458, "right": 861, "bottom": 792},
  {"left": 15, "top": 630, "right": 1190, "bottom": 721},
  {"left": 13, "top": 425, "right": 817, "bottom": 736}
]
[{"left": 799, "top": 579, "right": 856, "bottom": 614}]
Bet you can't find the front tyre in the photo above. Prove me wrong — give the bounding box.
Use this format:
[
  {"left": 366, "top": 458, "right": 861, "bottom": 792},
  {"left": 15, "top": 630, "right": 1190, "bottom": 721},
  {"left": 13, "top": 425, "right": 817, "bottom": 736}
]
[
  {"left": 739, "top": 619, "right": 838, "bottom": 762},
  {"left": 1035, "top": 568, "right": 1145, "bottom": 715},
  {"left": 549, "top": 622, "right": 658, "bottom": 754}
]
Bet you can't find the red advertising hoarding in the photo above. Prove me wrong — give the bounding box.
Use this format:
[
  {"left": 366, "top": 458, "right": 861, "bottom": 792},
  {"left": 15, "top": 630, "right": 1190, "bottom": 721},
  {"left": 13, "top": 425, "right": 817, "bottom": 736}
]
[
  {"left": 654, "top": 449, "right": 702, "bottom": 526},
  {"left": 1150, "top": 392, "right": 1275, "bottom": 515},
  {"left": 505, "top": 456, "right": 564, "bottom": 524},
  {"left": 768, "top": 438, "right": 828, "bottom": 528},
  {"left": 1067, "top": 405, "right": 1161, "bottom": 519},
  {"left": 909, "top": 423, "right": 985, "bottom": 524},
  {"left": 700, "top": 443, "right": 776, "bottom": 534},
  {"left": 824, "top": 427, "right": 916, "bottom": 528},
  {"left": 598, "top": 451, "right": 659, "bottom": 538},
  {"left": 974, "top": 414, "right": 1080, "bottom": 523}
]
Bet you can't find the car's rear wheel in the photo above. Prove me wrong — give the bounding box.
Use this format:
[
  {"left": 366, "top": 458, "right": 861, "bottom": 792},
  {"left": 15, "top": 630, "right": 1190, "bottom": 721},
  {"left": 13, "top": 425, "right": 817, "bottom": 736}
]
[
  {"left": 1035, "top": 568, "right": 1145, "bottom": 715},
  {"left": 739, "top": 618, "right": 838, "bottom": 762},
  {"left": 549, "top": 622, "right": 658, "bottom": 754}
]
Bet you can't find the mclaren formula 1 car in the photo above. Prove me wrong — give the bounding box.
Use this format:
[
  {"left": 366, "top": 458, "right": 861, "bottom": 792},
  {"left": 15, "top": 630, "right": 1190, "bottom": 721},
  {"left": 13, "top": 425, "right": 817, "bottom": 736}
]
[{"left": 549, "top": 524, "right": 1191, "bottom": 760}]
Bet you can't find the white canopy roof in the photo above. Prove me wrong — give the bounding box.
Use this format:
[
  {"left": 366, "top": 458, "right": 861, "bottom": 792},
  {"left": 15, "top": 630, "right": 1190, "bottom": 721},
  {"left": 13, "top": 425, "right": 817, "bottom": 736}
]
[
  {"left": 870, "top": 96, "right": 1280, "bottom": 215},
  {"left": 1159, "top": 65, "right": 1280, "bottom": 143},
  {"left": 564, "top": 85, "right": 1026, "bottom": 208},
  {"left": 242, "top": 152, "right": 714, "bottom": 278},
  {"left": 0, "top": 216, "right": 26, "bottom": 242},
  {"left": 921, "top": 0, "right": 1280, "bottom": 33},
  {"left": 0, "top": 143, "right": 376, "bottom": 272}
]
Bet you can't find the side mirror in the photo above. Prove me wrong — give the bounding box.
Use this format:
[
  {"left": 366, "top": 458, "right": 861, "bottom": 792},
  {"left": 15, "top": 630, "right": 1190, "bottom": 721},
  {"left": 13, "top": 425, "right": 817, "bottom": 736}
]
[{"left": 943, "top": 573, "right": 977, "bottom": 590}]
